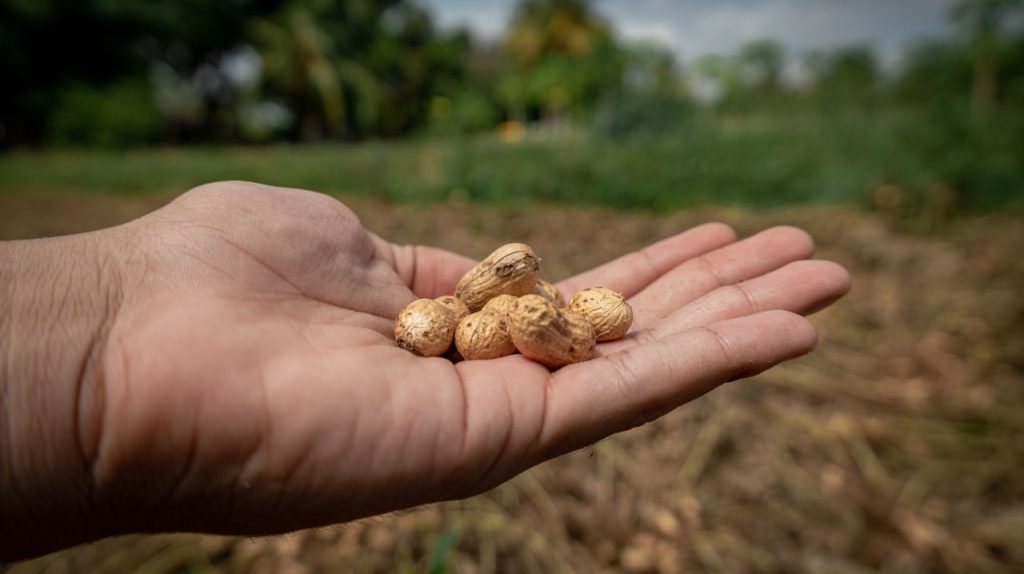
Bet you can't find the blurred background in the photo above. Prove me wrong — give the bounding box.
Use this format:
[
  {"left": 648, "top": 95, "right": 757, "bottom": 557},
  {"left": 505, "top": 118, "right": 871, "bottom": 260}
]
[{"left": 2, "top": 0, "right": 1023, "bottom": 572}]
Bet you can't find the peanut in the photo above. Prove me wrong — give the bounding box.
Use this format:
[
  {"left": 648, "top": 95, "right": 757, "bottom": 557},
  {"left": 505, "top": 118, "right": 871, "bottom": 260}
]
[
  {"left": 395, "top": 243, "right": 623, "bottom": 368},
  {"left": 509, "top": 294, "right": 596, "bottom": 368},
  {"left": 456, "top": 294, "right": 518, "bottom": 360},
  {"left": 481, "top": 293, "right": 518, "bottom": 320},
  {"left": 394, "top": 299, "right": 457, "bottom": 357},
  {"left": 567, "top": 286, "right": 633, "bottom": 342},
  {"left": 435, "top": 295, "right": 470, "bottom": 323},
  {"left": 532, "top": 278, "right": 566, "bottom": 307},
  {"left": 455, "top": 243, "right": 541, "bottom": 311},
  {"left": 455, "top": 310, "right": 516, "bottom": 360}
]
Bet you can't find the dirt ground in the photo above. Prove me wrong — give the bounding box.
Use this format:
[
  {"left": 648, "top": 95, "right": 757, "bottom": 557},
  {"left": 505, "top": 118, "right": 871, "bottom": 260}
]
[{"left": 3, "top": 190, "right": 1023, "bottom": 573}]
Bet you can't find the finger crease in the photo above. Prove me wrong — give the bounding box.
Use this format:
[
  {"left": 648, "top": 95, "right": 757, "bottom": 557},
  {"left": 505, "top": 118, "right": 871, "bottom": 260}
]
[
  {"left": 700, "top": 325, "right": 743, "bottom": 379},
  {"left": 697, "top": 256, "right": 729, "bottom": 289},
  {"left": 637, "top": 247, "right": 662, "bottom": 279},
  {"left": 731, "top": 282, "right": 761, "bottom": 314}
]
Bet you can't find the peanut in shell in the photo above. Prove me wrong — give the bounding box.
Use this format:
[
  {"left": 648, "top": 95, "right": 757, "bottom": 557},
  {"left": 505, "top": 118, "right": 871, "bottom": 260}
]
[
  {"left": 435, "top": 295, "right": 471, "bottom": 323},
  {"left": 455, "top": 310, "right": 516, "bottom": 360},
  {"left": 394, "top": 299, "right": 457, "bottom": 357},
  {"left": 455, "top": 243, "right": 541, "bottom": 311},
  {"left": 567, "top": 286, "right": 633, "bottom": 342},
  {"left": 509, "top": 294, "right": 596, "bottom": 368},
  {"left": 532, "top": 279, "right": 566, "bottom": 307}
]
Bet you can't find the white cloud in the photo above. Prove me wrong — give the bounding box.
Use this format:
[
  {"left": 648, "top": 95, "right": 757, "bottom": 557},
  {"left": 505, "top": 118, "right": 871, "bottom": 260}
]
[
  {"left": 425, "top": 0, "right": 960, "bottom": 68},
  {"left": 423, "top": 0, "right": 515, "bottom": 39},
  {"left": 606, "top": 0, "right": 958, "bottom": 64}
]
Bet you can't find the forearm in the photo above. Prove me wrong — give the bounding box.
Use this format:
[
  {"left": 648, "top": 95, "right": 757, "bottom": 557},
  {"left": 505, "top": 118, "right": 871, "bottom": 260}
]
[{"left": 0, "top": 233, "right": 123, "bottom": 561}]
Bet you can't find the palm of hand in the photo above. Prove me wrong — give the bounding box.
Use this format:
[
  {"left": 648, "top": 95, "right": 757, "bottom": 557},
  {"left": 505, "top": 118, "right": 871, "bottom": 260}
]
[{"left": 93, "top": 182, "right": 848, "bottom": 535}]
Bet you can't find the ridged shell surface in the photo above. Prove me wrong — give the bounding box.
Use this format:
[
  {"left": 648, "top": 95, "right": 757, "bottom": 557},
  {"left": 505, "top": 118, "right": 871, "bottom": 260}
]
[
  {"left": 532, "top": 279, "right": 566, "bottom": 307},
  {"left": 455, "top": 243, "right": 541, "bottom": 311},
  {"left": 510, "top": 295, "right": 596, "bottom": 368},
  {"left": 455, "top": 310, "right": 516, "bottom": 360},
  {"left": 435, "top": 295, "right": 471, "bottom": 323},
  {"left": 567, "top": 287, "right": 633, "bottom": 342}
]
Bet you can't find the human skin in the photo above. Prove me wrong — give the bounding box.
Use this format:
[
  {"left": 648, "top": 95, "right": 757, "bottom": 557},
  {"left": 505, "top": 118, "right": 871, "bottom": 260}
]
[{"left": 0, "top": 182, "right": 850, "bottom": 561}]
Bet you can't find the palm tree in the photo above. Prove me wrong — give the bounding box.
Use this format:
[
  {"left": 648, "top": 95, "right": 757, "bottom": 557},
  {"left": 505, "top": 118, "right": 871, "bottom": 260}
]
[
  {"left": 253, "top": 9, "right": 344, "bottom": 139},
  {"left": 253, "top": 7, "right": 382, "bottom": 140}
]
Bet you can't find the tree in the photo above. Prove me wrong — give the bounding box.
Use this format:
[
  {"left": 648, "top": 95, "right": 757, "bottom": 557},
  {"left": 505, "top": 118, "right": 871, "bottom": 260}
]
[
  {"left": 502, "top": 0, "right": 621, "bottom": 122},
  {"left": 951, "top": 0, "right": 1024, "bottom": 114},
  {"left": 253, "top": 8, "right": 347, "bottom": 140},
  {"left": 740, "top": 39, "right": 784, "bottom": 93},
  {"left": 0, "top": 0, "right": 273, "bottom": 146},
  {"left": 251, "top": 0, "right": 475, "bottom": 139},
  {"left": 505, "top": 0, "right": 612, "bottom": 67},
  {"left": 805, "top": 47, "right": 879, "bottom": 108},
  {"left": 896, "top": 40, "right": 974, "bottom": 105},
  {"left": 691, "top": 54, "right": 743, "bottom": 106},
  {"left": 594, "top": 44, "right": 690, "bottom": 138}
]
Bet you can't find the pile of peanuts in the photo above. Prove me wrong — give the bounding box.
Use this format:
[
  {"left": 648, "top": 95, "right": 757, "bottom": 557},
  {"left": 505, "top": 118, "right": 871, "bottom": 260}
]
[{"left": 394, "top": 243, "right": 633, "bottom": 368}]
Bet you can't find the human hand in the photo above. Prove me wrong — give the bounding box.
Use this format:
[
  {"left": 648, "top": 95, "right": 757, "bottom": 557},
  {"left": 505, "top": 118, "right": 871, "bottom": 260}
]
[{"left": 0, "top": 182, "right": 849, "bottom": 559}]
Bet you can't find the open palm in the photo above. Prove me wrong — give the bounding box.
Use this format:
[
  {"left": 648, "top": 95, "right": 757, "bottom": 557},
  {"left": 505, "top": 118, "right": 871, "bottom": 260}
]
[{"left": 92, "top": 182, "right": 849, "bottom": 537}]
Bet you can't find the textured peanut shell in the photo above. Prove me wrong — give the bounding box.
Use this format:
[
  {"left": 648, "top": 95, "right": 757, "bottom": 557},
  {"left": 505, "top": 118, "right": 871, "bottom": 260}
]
[
  {"left": 481, "top": 294, "right": 519, "bottom": 322},
  {"left": 532, "top": 279, "right": 566, "bottom": 307},
  {"left": 567, "top": 287, "right": 633, "bottom": 342},
  {"left": 509, "top": 295, "right": 596, "bottom": 368},
  {"left": 435, "top": 295, "right": 471, "bottom": 323},
  {"left": 394, "top": 299, "right": 456, "bottom": 357},
  {"left": 455, "top": 310, "right": 516, "bottom": 360},
  {"left": 455, "top": 243, "right": 541, "bottom": 311}
]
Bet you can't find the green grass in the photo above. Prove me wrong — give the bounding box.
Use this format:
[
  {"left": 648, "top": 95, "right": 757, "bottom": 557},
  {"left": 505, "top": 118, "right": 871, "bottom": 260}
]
[{"left": 2, "top": 110, "right": 1021, "bottom": 213}]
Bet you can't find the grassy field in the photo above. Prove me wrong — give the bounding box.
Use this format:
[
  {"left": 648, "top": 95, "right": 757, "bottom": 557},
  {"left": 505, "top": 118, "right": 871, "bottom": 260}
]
[
  {"left": 3, "top": 185, "right": 1023, "bottom": 572},
  {"left": 3, "top": 111, "right": 1021, "bottom": 215}
]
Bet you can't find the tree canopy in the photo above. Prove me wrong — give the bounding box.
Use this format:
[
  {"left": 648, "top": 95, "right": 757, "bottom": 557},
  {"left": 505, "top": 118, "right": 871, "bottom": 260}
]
[{"left": 2, "top": 0, "right": 1023, "bottom": 147}]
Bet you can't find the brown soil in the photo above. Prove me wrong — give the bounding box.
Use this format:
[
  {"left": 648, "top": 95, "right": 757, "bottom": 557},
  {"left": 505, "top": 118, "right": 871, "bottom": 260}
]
[{"left": 3, "top": 191, "right": 1023, "bottom": 573}]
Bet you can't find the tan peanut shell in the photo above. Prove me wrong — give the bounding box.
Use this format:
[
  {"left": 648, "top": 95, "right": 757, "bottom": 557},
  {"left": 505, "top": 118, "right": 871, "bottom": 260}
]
[
  {"left": 435, "top": 295, "right": 471, "bottom": 323},
  {"left": 532, "top": 279, "right": 566, "bottom": 307},
  {"left": 561, "top": 311, "right": 597, "bottom": 364},
  {"left": 567, "top": 287, "right": 633, "bottom": 342},
  {"left": 394, "top": 299, "right": 456, "bottom": 357},
  {"left": 455, "top": 243, "right": 541, "bottom": 311},
  {"left": 456, "top": 310, "right": 516, "bottom": 360},
  {"left": 509, "top": 294, "right": 596, "bottom": 368},
  {"left": 481, "top": 294, "right": 519, "bottom": 321}
]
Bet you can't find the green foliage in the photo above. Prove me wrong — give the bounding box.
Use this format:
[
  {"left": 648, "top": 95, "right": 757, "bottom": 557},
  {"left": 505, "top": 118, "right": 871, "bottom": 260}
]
[
  {"left": 2, "top": 0, "right": 1024, "bottom": 214},
  {"left": 505, "top": 0, "right": 612, "bottom": 67},
  {"left": 502, "top": 0, "right": 621, "bottom": 120},
  {"left": 428, "top": 91, "right": 499, "bottom": 134},
  {"left": 740, "top": 39, "right": 784, "bottom": 93},
  {"left": 46, "top": 81, "right": 163, "bottom": 147},
  {"left": 896, "top": 40, "right": 974, "bottom": 105},
  {"left": 593, "top": 91, "right": 690, "bottom": 139},
  {"left": 805, "top": 47, "right": 879, "bottom": 107},
  {"left": 898, "top": 105, "right": 1024, "bottom": 210},
  {"left": 1, "top": 0, "right": 468, "bottom": 146},
  {"left": 1, "top": 0, "right": 270, "bottom": 144},
  {"left": 5, "top": 108, "right": 1021, "bottom": 216},
  {"left": 427, "top": 528, "right": 460, "bottom": 574}
]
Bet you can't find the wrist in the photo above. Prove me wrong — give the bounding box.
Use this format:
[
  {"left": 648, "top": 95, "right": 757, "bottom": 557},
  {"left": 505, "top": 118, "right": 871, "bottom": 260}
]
[{"left": 0, "top": 230, "right": 125, "bottom": 560}]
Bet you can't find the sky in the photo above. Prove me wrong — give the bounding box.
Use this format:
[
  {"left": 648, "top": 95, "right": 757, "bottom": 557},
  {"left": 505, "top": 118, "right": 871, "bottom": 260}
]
[{"left": 420, "top": 0, "right": 961, "bottom": 70}]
